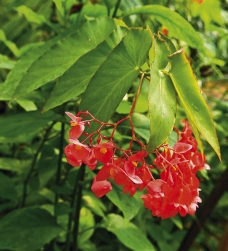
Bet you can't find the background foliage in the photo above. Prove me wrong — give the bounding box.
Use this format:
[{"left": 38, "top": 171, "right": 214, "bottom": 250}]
[{"left": 0, "top": 0, "right": 228, "bottom": 251}]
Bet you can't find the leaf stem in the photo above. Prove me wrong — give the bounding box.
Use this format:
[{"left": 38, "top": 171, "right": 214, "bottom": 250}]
[
  {"left": 65, "top": 164, "right": 86, "bottom": 251},
  {"left": 129, "top": 73, "right": 145, "bottom": 117},
  {"left": 54, "top": 121, "right": 65, "bottom": 216},
  {"left": 112, "top": 0, "right": 121, "bottom": 18},
  {"left": 20, "top": 122, "right": 55, "bottom": 207},
  {"left": 73, "top": 164, "right": 86, "bottom": 251}
]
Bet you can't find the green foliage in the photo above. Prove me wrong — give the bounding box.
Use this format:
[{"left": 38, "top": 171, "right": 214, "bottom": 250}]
[
  {"left": 147, "top": 35, "right": 176, "bottom": 151},
  {"left": 0, "top": 207, "right": 62, "bottom": 250}
]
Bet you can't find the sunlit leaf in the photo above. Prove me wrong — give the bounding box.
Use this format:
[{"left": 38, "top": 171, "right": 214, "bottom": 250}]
[
  {"left": 0, "top": 17, "right": 116, "bottom": 101},
  {"left": 102, "top": 214, "right": 156, "bottom": 251},
  {"left": 80, "top": 28, "right": 152, "bottom": 131},
  {"left": 124, "top": 5, "right": 206, "bottom": 54},
  {"left": 43, "top": 26, "right": 128, "bottom": 111},
  {"left": 147, "top": 36, "right": 176, "bottom": 152},
  {"left": 168, "top": 49, "right": 221, "bottom": 159}
]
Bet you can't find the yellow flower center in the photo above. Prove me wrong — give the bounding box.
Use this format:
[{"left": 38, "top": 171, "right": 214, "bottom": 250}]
[
  {"left": 100, "top": 147, "right": 107, "bottom": 154},
  {"left": 71, "top": 122, "right": 78, "bottom": 127},
  {"left": 132, "top": 161, "right": 137, "bottom": 166},
  {"left": 75, "top": 145, "right": 82, "bottom": 150},
  {"left": 172, "top": 166, "right": 177, "bottom": 171}
]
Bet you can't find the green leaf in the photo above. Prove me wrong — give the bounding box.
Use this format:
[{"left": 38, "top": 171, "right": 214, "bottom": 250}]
[
  {"left": 131, "top": 113, "right": 150, "bottom": 141},
  {"left": 78, "top": 207, "right": 95, "bottom": 246},
  {"left": 0, "top": 29, "right": 20, "bottom": 57},
  {"left": 116, "top": 100, "right": 132, "bottom": 114},
  {"left": 190, "top": 0, "right": 224, "bottom": 28},
  {"left": 168, "top": 49, "right": 221, "bottom": 159},
  {"left": 14, "top": 5, "right": 59, "bottom": 32},
  {"left": 0, "top": 111, "right": 59, "bottom": 143},
  {"left": 79, "top": 28, "right": 152, "bottom": 129},
  {"left": 102, "top": 214, "right": 156, "bottom": 251},
  {"left": 106, "top": 183, "right": 140, "bottom": 221},
  {"left": 16, "top": 99, "right": 37, "bottom": 111},
  {"left": 147, "top": 36, "right": 176, "bottom": 152},
  {"left": 0, "top": 54, "right": 16, "bottom": 69},
  {"left": 43, "top": 26, "right": 128, "bottom": 112},
  {"left": 0, "top": 207, "right": 62, "bottom": 251},
  {"left": 0, "top": 23, "right": 82, "bottom": 100},
  {"left": 1, "top": 17, "right": 116, "bottom": 101},
  {"left": 0, "top": 158, "right": 30, "bottom": 173},
  {"left": 124, "top": 5, "right": 206, "bottom": 53},
  {"left": 82, "top": 191, "right": 106, "bottom": 217},
  {"left": 0, "top": 172, "right": 18, "bottom": 212}
]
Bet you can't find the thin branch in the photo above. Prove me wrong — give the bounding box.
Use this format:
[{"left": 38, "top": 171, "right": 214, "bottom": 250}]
[
  {"left": 54, "top": 121, "right": 65, "bottom": 216},
  {"left": 65, "top": 164, "right": 86, "bottom": 251},
  {"left": 178, "top": 166, "right": 228, "bottom": 251},
  {"left": 112, "top": 0, "right": 121, "bottom": 18},
  {"left": 73, "top": 164, "right": 86, "bottom": 251},
  {"left": 20, "top": 122, "right": 55, "bottom": 207}
]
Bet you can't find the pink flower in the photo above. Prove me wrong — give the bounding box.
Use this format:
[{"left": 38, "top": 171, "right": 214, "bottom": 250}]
[
  {"left": 91, "top": 176, "right": 112, "bottom": 198},
  {"left": 65, "top": 112, "right": 85, "bottom": 139},
  {"left": 93, "top": 142, "right": 115, "bottom": 164}
]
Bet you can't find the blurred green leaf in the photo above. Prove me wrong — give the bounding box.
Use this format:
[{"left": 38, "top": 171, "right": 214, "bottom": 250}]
[
  {"left": 78, "top": 207, "right": 95, "bottom": 247},
  {"left": 0, "top": 17, "right": 115, "bottom": 100},
  {"left": 16, "top": 99, "right": 37, "bottom": 111},
  {"left": 0, "top": 111, "right": 60, "bottom": 143},
  {"left": 82, "top": 191, "right": 106, "bottom": 217},
  {"left": 102, "top": 214, "right": 156, "bottom": 251},
  {"left": 124, "top": 5, "right": 206, "bottom": 54},
  {"left": 0, "top": 29, "right": 20, "bottom": 57},
  {"left": 14, "top": 5, "right": 59, "bottom": 33},
  {"left": 190, "top": 0, "right": 224, "bottom": 28},
  {"left": 106, "top": 183, "right": 140, "bottom": 221},
  {"left": 116, "top": 100, "right": 132, "bottom": 114},
  {"left": 0, "top": 158, "right": 30, "bottom": 173},
  {"left": 132, "top": 113, "right": 150, "bottom": 141},
  {"left": 0, "top": 207, "right": 62, "bottom": 251},
  {"left": 0, "top": 172, "right": 18, "bottom": 212},
  {"left": 0, "top": 54, "right": 16, "bottom": 69}
]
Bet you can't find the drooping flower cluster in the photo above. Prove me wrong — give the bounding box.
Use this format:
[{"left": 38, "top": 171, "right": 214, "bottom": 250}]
[
  {"left": 64, "top": 111, "right": 209, "bottom": 219},
  {"left": 141, "top": 121, "right": 209, "bottom": 219}
]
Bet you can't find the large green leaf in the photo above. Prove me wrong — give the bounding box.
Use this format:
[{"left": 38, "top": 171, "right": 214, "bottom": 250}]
[
  {"left": 0, "top": 17, "right": 116, "bottom": 100},
  {"left": 0, "top": 111, "right": 59, "bottom": 143},
  {"left": 0, "top": 172, "right": 18, "bottom": 212},
  {"left": 102, "top": 214, "right": 156, "bottom": 251},
  {"left": 147, "top": 36, "right": 176, "bottom": 152},
  {"left": 124, "top": 5, "right": 206, "bottom": 54},
  {"left": 43, "top": 26, "right": 128, "bottom": 112},
  {"left": 79, "top": 28, "right": 152, "bottom": 126},
  {"left": 0, "top": 23, "right": 82, "bottom": 100},
  {"left": 106, "top": 183, "right": 140, "bottom": 221},
  {"left": 168, "top": 50, "right": 221, "bottom": 159},
  {"left": 78, "top": 207, "right": 95, "bottom": 247},
  {"left": 0, "top": 207, "right": 62, "bottom": 251}
]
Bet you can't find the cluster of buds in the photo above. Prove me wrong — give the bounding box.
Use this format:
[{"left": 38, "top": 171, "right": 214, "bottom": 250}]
[{"left": 64, "top": 111, "right": 209, "bottom": 219}]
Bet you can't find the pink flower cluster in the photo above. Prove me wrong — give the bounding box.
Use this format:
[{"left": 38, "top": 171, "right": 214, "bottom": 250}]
[{"left": 64, "top": 111, "right": 209, "bottom": 219}]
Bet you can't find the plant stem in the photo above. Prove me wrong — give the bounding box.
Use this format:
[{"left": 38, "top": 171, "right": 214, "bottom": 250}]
[
  {"left": 65, "top": 164, "right": 86, "bottom": 251},
  {"left": 129, "top": 73, "right": 145, "bottom": 117},
  {"left": 112, "top": 0, "right": 121, "bottom": 18},
  {"left": 54, "top": 121, "right": 65, "bottom": 216},
  {"left": 73, "top": 164, "right": 85, "bottom": 251},
  {"left": 20, "top": 122, "right": 55, "bottom": 207}
]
